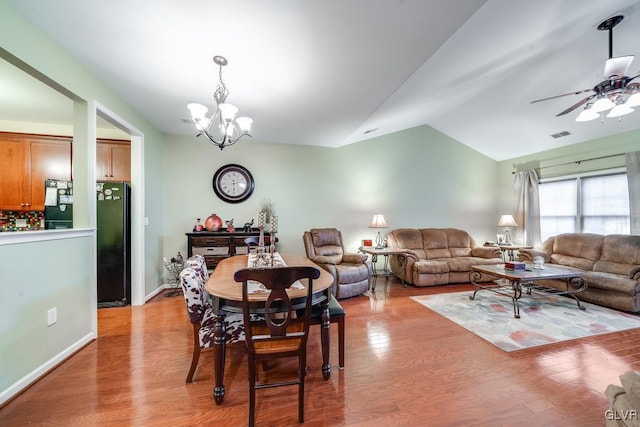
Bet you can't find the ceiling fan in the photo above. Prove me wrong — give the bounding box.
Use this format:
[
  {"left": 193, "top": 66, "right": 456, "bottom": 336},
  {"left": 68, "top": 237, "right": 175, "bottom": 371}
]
[{"left": 531, "top": 15, "right": 640, "bottom": 121}]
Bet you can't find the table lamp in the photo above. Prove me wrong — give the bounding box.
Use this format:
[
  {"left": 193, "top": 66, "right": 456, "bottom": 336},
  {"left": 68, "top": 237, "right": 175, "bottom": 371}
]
[
  {"left": 496, "top": 214, "right": 518, "bottom": 245},
  {"left": 369, "top": 213, "right": 388, "bottom": 249}
]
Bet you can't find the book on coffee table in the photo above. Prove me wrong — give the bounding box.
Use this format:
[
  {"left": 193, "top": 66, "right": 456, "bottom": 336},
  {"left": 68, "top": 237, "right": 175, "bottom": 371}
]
[{"left": 504, "top": 261, "right": 526, "bottom": 271}]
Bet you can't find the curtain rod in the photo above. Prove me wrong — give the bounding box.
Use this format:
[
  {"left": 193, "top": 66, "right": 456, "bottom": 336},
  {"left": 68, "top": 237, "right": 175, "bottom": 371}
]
[{"left": 512, "top": 153, "right": 626, "bottom": 174}]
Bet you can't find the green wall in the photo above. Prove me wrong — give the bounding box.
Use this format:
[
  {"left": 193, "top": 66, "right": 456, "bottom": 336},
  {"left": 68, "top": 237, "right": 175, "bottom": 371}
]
[
  {"left": 162, "top": 124, "right": 501, "bottom": 261},
  {"left": 0, "top": 0, "right": 166, "bottom": 404},
  {"left": 0, "top": 234, "right": 93, "bottom": 393},
  {"left": 496, "top": 128, "right": 640, "bottom": 214}
]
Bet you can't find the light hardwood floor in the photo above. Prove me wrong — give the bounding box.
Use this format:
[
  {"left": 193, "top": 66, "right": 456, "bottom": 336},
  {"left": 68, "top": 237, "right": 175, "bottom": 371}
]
[{"left": 1, "top": 277, "right": 639, "bottom": 426}]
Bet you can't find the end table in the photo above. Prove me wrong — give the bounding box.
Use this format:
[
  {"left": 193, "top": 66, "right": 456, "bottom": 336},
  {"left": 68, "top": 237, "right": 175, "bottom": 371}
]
[{"left": 358, "top": 246, "right": 410, "bottom": 289}]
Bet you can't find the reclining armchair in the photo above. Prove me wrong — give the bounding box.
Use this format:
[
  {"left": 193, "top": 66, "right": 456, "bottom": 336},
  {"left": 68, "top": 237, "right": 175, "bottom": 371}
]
[{"left": 303, "top": 228, "right": 371, "bottom": 299}]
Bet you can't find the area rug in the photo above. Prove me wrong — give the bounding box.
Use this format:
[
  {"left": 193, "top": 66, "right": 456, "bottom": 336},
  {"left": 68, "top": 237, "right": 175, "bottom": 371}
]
[{"left": 411, "top": 291, "right": 640, "bottom": 352}]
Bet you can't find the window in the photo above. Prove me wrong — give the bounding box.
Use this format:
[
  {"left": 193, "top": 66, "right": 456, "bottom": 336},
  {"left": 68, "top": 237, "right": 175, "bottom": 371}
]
[{"left": 539, "top": 172, "right": 630, "bottom": 242}]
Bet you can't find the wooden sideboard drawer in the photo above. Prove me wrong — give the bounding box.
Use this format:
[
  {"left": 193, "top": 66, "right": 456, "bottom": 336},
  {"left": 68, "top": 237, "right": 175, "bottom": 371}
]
[
  {"left": 192, "top": 246, "right": 230, "bottom": 256},
  {"left": 186, "top": 230, "right": 262, "bottom": 271},
  {"left": 192, "top": 236, "right": 230, "bottom": 246}
]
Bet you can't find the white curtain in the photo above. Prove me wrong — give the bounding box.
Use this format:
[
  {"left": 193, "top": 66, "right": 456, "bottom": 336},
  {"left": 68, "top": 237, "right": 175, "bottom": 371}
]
[
  {"left": 626, "top": 152, "right": 640, "bottom": 235},
  {"left": 514, "top": 170, "right": 541, "bottom": 246}
]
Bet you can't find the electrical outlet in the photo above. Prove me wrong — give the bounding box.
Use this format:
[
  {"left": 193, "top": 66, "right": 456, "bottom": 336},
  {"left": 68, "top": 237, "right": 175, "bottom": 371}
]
[{"left": 47, "top": 308, "right": 57, "bottom": 326}]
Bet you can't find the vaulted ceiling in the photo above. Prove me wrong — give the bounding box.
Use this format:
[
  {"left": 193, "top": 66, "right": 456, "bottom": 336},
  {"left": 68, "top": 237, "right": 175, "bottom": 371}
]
[{"left": 4, "top": 0, "right": 640, "bottom": 161}]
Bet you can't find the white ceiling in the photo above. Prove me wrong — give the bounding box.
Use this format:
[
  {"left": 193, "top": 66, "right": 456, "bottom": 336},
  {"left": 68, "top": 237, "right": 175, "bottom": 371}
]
[{"left": 4, "top": 0, "right": 640, "bottom": 161}]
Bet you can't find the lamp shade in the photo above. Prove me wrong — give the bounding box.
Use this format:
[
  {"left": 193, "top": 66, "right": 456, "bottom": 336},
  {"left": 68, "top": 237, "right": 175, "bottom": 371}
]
[
  {"left": 369, "top": 213, "right": 388, "bottom": 228},
  {"left": 496, "top": 214, "right": 518, "bottom": 228}
]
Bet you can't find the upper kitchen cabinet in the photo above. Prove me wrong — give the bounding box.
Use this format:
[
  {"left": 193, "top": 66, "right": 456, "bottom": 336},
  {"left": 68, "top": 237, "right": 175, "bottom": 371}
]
[
  {"left": 96, "top": 140, "right": 131, "bottom": 182},
  {"left": 0, "top": 133, "right": 72, "bottom": 211}
]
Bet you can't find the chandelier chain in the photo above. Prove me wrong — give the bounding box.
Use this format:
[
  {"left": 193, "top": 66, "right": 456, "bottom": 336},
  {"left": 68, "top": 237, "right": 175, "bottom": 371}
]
[{"left": 213, "top": 63, "right": 229, "bottom": 105}]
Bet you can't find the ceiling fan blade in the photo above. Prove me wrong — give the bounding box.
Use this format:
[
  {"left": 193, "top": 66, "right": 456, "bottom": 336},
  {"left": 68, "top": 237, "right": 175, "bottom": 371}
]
[
  {"left": 604, "top": 55, "right": 634, "bottom": 78},
  {"left": 555, "top": 94, "right": 595, "bottom": 117},
  {"left": 531, "top": 89, "right": 593, "bottom": 104}
]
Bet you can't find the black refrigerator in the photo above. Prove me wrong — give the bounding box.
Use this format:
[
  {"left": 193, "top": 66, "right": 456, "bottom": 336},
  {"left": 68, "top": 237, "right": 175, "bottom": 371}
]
[
  {"left": 44, "top": 179, "right": 73, "bottom": 229},
  {"left": 97, "top": 182, "right": 131, "bottom": 307}
]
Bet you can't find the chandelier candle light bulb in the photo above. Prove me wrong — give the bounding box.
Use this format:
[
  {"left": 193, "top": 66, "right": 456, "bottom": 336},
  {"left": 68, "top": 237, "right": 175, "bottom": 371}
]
[{"left": 187, "top": 55, "right": 252, "bottom": 150}]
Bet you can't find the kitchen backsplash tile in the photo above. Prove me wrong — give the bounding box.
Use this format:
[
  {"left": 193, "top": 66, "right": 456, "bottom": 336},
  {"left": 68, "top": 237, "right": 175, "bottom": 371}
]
[{"left": 0, "top": 210, "right": 44, "bottom": 232}]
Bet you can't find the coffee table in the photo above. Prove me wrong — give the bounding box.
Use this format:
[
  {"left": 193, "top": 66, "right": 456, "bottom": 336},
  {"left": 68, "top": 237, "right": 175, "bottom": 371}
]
[{"left": 469, "top": 264, "right": 587, "bottom": 318}]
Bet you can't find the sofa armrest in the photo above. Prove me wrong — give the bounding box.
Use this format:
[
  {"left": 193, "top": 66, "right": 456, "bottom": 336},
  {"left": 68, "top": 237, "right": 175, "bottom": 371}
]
[
  {"left": 343, "top": 253, "right": 368, "bottom": 264},
  {"left": 471, "top": 246, "right": 501, "bottom": 259},
  {"left": 518, "top": 249, "right": 550, "bottom": 263},
  {"left": 630, "top": 265, "right": 640, "bottom": 280},
  {"left": 401, "top": 250, "right": 420, "bottom": 262}
]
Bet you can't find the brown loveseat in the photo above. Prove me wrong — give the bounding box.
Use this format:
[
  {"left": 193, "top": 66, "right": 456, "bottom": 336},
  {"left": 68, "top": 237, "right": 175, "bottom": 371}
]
[
  {"left": 386, "top": 228, "right": 503, "bottom": 286},
  {"left": 518, "top": 233, "right": 640, "bottom": 312}
]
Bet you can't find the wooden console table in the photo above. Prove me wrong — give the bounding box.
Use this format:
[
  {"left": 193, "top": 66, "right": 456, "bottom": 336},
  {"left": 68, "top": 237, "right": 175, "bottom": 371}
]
[{"left": 186, "top": 229, "right": 262, "bottom": 270}]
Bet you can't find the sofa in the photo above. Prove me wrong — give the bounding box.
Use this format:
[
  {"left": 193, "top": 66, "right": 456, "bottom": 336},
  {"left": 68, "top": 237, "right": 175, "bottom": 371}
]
[
  {"left": 385, "top": 228, "right": 503, "bottom": 286},
  {"left": 518, "top": 233, "right": 640, "bottom": 312},
  {"left": 605, "top": 371, "right": 640, "bottom": 426}
]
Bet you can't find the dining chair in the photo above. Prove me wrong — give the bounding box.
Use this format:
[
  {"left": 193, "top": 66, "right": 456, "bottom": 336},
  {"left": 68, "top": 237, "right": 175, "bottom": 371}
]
[
  {"left": 308, "top": 294, "right": 346, "bottom": 368},
  {"left": 234, "top": 266, "right": 321, "bottom": 426},
  {"left": 180, "top": 264, "right": 245, "bottom": 382},
  {"left": 185, "top": 253, "right": 208, "bottom": 282}
]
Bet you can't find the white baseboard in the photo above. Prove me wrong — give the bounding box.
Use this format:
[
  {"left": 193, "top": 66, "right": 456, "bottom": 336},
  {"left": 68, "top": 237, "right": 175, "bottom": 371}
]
[
  {"left": 0, "top": 332, "right": 95, "bottom": 406},
  {"left": 145, "top": 284, "right": 180, "bottom": 302}
]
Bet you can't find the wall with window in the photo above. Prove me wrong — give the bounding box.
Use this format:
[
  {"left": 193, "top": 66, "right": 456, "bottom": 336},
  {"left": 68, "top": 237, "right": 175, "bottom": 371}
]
[
  {"left": 496, "top": 128, "right": 640, "bottom": 241},
  {"left": 539, "top": 171, "right": 629, "bottom": 241}
]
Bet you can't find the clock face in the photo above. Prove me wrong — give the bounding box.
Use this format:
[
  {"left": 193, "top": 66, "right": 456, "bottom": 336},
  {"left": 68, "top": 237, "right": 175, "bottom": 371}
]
[{"left": 212, "top": 164, "right": 255, "bottom": 203}]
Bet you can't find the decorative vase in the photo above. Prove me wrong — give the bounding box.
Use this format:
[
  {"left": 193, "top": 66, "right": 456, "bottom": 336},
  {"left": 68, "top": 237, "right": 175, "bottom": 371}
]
[{"left": 205, "top": 213, "right": 223, "bottom": 231}]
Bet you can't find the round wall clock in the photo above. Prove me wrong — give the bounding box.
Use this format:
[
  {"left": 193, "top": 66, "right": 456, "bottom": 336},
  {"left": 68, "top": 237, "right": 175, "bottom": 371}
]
[{"left": 212, "top": 163, "right": 255, "bottom": 203}]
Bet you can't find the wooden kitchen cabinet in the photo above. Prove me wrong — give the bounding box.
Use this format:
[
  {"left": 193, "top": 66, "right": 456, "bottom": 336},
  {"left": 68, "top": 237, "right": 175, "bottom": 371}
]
[
  {"left": 96, "top": 140, "right": 131, "bottom": 182},
  {"left": 0, "top": 133, "right": 71, "bottom": 211}
]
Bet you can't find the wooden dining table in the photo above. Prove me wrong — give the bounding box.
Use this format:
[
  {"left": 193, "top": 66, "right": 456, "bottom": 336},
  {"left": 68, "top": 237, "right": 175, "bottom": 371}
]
[{"left": 205, "top": 253, "right": 335, "bottom": 404}]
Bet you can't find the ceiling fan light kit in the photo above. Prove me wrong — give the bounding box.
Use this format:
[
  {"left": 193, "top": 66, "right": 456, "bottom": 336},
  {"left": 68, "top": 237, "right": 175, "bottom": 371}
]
[
  {"left": 187, "top": 55, "right": 253, "bottom": 150},
  {"left": 532, "top": 15, "right": 639, "bottom": 123}
]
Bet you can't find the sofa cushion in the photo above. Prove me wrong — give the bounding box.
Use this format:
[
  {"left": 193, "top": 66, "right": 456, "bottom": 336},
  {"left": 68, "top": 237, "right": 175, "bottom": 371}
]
[
  {"left": 445, "top": 228, "right": 474, "bottom": 257},
  {"left": 389, "top": 228, "right": 427, "bottom": 259},
  {"left": 421, "top": 229, "right": 452, "bottom": 259},
  {"left": 414, "top": 260, "right": 450, "bottom": 274},
  {"left": 583, "top": 271, "right": 640, "bottom": 296},
  {"left": 594, "top": 235, "right": 640, "bottom": 277},
  {"left": 550, "top": 233, "right": 603, "bottom": 270},
  {"left": 620, "top": 371, "right": 640, "bottom": 406}
]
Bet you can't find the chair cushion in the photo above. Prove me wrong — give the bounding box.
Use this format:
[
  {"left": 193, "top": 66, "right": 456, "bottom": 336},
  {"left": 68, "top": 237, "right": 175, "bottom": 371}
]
[
  {"left": 336, "top": 263, "right": 369, "bottom": 284},
  {"left": 200, "top": 310, "right": 245, "bottom": 347},
  {"left": 186, "top": 254, "right": 208, "bottom": 283},
  {"left": 311, "top": 295, "right": 345, "bottom": 319},
  {"left": 311, "top": 228, "right": 342, "bottom": 247},
  {"left": 180, "top": 267, "right": 205, "bottom": 324}
]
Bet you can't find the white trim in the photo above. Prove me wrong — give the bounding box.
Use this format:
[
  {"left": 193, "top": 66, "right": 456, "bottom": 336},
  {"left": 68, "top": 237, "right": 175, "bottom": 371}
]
[
  {"left": 0, "top": 332, "right": 95, "bottom": 406},
  {"left": 145, "top": 285, "right": 167, "bottom": 302},
  {"left": 0, "top": 228, "right": 93, "bottom": 245},
  {"left": 93, "top": 101, "right": 146, "bottom": 307}
]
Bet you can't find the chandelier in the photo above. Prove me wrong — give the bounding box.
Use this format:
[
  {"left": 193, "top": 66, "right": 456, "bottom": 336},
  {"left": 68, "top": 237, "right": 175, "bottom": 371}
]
[{"left": 187, "top": 56, "right": 253, "bottom": 150}]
